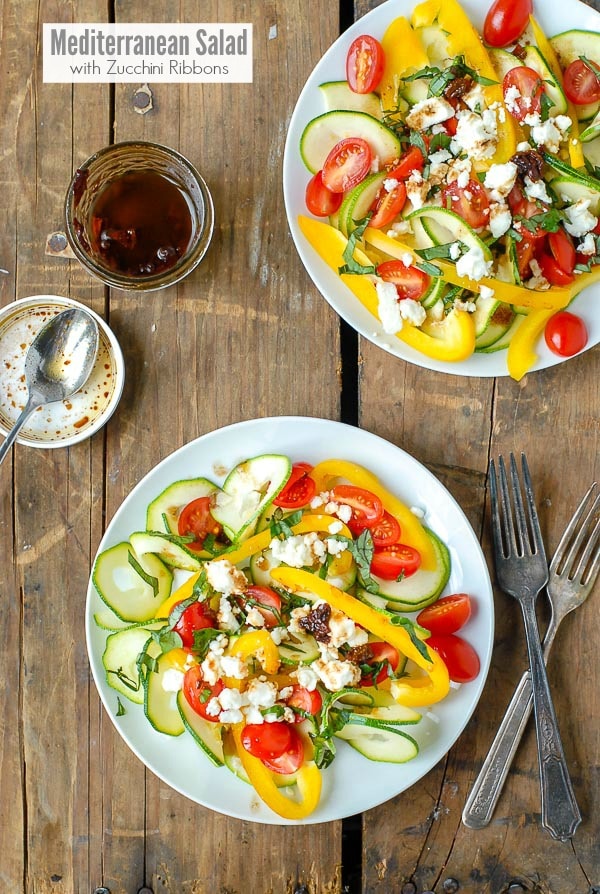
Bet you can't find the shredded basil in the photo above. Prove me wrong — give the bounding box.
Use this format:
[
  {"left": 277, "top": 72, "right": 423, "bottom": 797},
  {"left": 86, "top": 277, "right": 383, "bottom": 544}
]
[
  {"left": 269, "top": 507, "right": 303, "bottom": 540},
  {"left": 415, "top": 243, "right": 465, "bottom": 262},
  {"left": 389, "top": 616, "right": 432, "bottom": 663},
  {"left": 127, "top": 550, "right": 159, "bottom": 598},
  {"left": 338, "top": 215, "right": 376, "bottom": 276},
  {"left": 342, "top": 529, "right": 380, "bottom": 594},
  {"left": 116, "top": 697, "right": 126, "bottom": 716},
  {"left": 416, "top": 260, "right": 443, "bottom": 277},
  {"left": 540, "top": 91, "right": 555, "bottom": 123}
]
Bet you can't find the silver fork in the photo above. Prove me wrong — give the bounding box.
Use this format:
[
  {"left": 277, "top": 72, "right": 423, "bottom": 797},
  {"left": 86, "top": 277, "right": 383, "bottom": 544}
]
[
  {"left": 463, "top": 482, "right": 599, "bottom": 831},
  {"left": 485, "top": 453, "right": 581, "bottom": 841}
]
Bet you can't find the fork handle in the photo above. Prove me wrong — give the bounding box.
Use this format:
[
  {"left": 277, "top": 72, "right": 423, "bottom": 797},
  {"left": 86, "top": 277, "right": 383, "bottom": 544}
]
[
  {"left": 462, "top": 616, "right": 560, "bottom": 829},
  {"left": 521, "top": 599, "right": 581, "bottom": 841}
]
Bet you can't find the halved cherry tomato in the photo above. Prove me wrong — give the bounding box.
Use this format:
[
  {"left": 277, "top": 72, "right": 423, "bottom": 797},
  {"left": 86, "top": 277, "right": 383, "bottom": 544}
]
[
  {"left": 514, "top": 233, "right": 537, "bottom": 280},
  {"left": 386, "top": 146, "right": 425, "bottom": 181},
  {"left": 370, "top": 510, "right": 401, "bottom": 547},
  {"left": 242, "top": 585, "right": 282, "bottom": 629},
  {"left": 322, "top": 138, "right": 372, "bottom": 194},
  {"left": 503, "top": 67, "right": 545, "bottom": 123},
  {"left": 425, "top": 634, "right": 480, "bottom": 683},
  {"left": 483, "top": 0, "right": 532, "bottom": 48},
  {"left": 273, "top": 462, "right": 316, "bottom": 509},
  {"left": 548, "top": 228, "right": 576, "bottom": 276},
  {"left": 507, "top": 184, "right": 546, "bottom": 231},
  {"left": 443, "top": 115, "right": 459, "bottom": 136},
  {"left": 178, "top": 497, "right": 221, "bottom": 551},
  {"left": 376, "top": 259, "right": 431, "bottom": 301},
  {"left": 544, "top": 311, "right": 588, "bottom": 357},
  {"left": 286, "top": 684, "right": 323, "bottom": 721},
  {"left": 261, "top": 726, "right": 305, "bottom": 775},
  {"left": 183, "top": 665, "right": 223, "bottom": 722},
  {"left": 563, "top": 58, "right": 600, "bottom": 106},
  {"left": 242, "top": 721, "right": 293, "bottom": 760},
  {"left": 370, "top": 543, "right": 421, "bottom": 580},
  {"left": 173, "top": 600, "right": 216, "bottom": 648},
  {"left": 346, "top": 34, "right": 385, "bottom": 95},
  {"left": 442, "top": 179, "right": 490, "bottom": 230},
  {"left": 537, "top": 252, "right": 575, "bottom": 286},
  {"left": 417, "top": 594, "right": 472, "bottom": 636},
  {"left": 359, "top": 641, "right": 400, "bottom": 686},
  {"left": 330, "top": 484, "right": 384, "bottom": 531},
  {"left": 369, "top": 181, "right": 407, "bottom": 229},
  {"left": 305, "top": 171, "right": 343, "bottom": 217}
]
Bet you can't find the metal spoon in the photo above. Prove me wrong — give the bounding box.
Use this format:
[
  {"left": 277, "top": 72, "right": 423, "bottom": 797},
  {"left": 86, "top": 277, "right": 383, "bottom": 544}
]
[{"left": 0, "top": 307, "right": 99, "bottom": 464}]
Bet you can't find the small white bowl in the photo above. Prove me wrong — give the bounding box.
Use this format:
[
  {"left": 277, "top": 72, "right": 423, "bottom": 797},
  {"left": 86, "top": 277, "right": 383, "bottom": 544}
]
[{"left": 0, "top": 295, "right": 124, "bottom": 448}]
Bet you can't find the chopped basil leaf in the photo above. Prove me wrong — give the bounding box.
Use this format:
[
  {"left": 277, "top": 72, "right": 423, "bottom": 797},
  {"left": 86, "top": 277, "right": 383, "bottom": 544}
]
[
  {"left": 516, "top": 208, "right": 561, "bottom": 234},
  {"left": 150, "top": 627, "right": 184, "bottom": 654},
  {"left": 339, "top": 215, "right": 376, "bottom": 276},
  {"left": 168, "top": 594, "right": 198, "bottom": 628},
  {"left": 540, "top": 92, "right": 555, "bottom": 123},
  {"left": 429, "top": 132, "right": 452, "bottom": 153},
  {"left": 116, "top": 697, "right": 126, "bottom": 717},
  {"left": 127, "top": 550, "right": 159, "bottom": 598},
  {"left": 269, "top": 507, "right": 303, "bottom": 540},
  {"left": 416, "top": 260, "right": 443, "bottom": 277},
  {"left": 389, "top": 616, "right": 432, "bottom": 663},
  {"left": 581, "top": 56, "right": 600, "bottom": 81},
  {"left": 415, "top": 242, "right": 465, "bottom": 262},
  {"left": 344, "top": 529, "right": 380, "bottom": 594},
  {"left": 192, "top": 627, "right": 223, "bottom": 659},
  {"left": 108, "top": 667, "right": 140, "bottom": 692},
  {"left": 262, "top": 704, "right": 286, "bottom": 719},
  {"left": 409, "top": 129, "right": 428, "bottom": 157}
]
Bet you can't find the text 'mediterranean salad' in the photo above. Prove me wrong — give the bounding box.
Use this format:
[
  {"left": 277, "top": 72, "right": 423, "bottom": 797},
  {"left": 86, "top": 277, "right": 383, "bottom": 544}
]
[
  {"left": 296, "top": 0, "right": 600, "bottom": 379},
  {"left": 92, "top": 454, "right": 480, "bottom": 819}
]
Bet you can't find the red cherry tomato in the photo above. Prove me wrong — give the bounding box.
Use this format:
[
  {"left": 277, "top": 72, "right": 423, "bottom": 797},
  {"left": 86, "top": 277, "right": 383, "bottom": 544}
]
[
  {"left": 548, "top": 228, "right": 576, "bottom": 276},
  {"left": 178, "top": 496, "right": 221, "bottom": 551},
  {"left": 305, "top": 171, "right": 343, "bottom": 217},
  {"left": 442, "top": 179, "right": 490, "bottom": 229},
  {"left": 330, "top": 484, "right": 384, "bottom": 531},
  {"left": 183, "top": 666, "right": 223, "bottom": 722},
  {"left": 376, "top": 259, "right": 431, "bottom": 301},
  {"left": 503, "top": 67, "right": 545, "bottom": 122},
  {"left": 260, "top": 726, "right": 305, "bottom": 775},
  {"left": 286, "top": 684, "right": 323, "bottom": 721},
  {"left": 242, "top": 585, "right": 282, "bottom": 629},
  {"left": 370, "top": 510, "right": 401, "bottom": 547},
  {"left": 443, "top": 115, "right": 459, "bottom": 136},
  {"left": 537, "top": 252, "right": 575, "bottom": 286},
  {"left": 544, "top": 311, "right": 588, "bottom": 357},
  {"left": 417, "top": 594, "right": 472, "bottom": 636},
  {"left": 483, "top": 0, "right": 533, "bottom": 47},
  {"left": 514, "top": 234, "right": 537, "bottom": 280},
  {"left": 242, "top": 721, "right": 292, "bottom": 759},
  {"left": 173, "top": 600, "right": 216, "bottom": 648},
  {"left": 274, "top": 462, "right": 316, "bottom": 509},
  {"left": 507, "top": 184, "right": 547, "bottom": 234},
  {"left": 359, "top": 641, "right": 401, "bottom": 686},
  {"left": 346, "top": 34, "right": 385, "bottom": 94},
  {"left": 425, "top": 634, "right": 480, "bottom": 683},
  {"left": 369, "top": 181, "right": 407, "bottom": 229},
  {"left": 563, "top": 59, "right": 600, "bottom": 105},
  {"left": 370, "top": 543, "right": 421, "bottom": 580},
  {"left": 322, "top": 138, "right": 372, "bottom": 194},
  {"left": 386, "top": 146, "right": 426, "bottom": 181}
]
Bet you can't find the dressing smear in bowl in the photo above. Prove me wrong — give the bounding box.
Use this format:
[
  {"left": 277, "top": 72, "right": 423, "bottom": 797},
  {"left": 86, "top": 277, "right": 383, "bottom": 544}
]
[{"left": 0, "top": 295, "right": 124, "bottom": 448}]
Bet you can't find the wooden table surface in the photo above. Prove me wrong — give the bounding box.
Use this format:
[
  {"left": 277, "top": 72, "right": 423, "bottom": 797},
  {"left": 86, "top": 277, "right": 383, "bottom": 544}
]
[{"left": 1, "top": 1, "right": 600, "bottom": 892}]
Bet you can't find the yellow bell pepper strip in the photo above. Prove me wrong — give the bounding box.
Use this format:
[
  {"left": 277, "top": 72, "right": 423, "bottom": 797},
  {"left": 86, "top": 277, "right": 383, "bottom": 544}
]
[
  {"left": 231, "top": 724, "right": 322, "bottom": 820},
  {"left": 160, "top": 647, "right": 190, "bottom": 673},
  {"left": 364, "top": 227, "right": 573, "bottom": 312},
  {"left": 154, "top": 571, "right": 200, "bottom": 619},
  {"left": 227, "top": 630, "right": 280, "bottom": 676},
  {"left": 223, "top": 513, "right": 352, "bottom": 565},
  {"left": 298, "top": 216, "right": 476, "bottom": 361},
  {"left": 506, "top": 307, "right": 557, "bottom": 381},
  {"left": 310, "top": 459, "right": 436, "bottom": 570},
  {"left": 529, "top": 16, "right": 585, "bottom": 170},
  {"left": 412, "top": 0, "right": 516, "bottom": 164},
  {"left": 379, "top": 17, "right": 430, "bottom": 112},
  {"left": 271, "top": 567, "right": 450, "bottom": 706}
]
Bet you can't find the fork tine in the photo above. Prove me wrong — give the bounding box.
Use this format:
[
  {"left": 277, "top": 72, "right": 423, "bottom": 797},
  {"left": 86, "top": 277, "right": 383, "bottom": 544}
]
[
  {"left": 496, "top": 456, "right": 518, "bottom": 557},
  {"left": 549, "top": 483, "right": 598, "bottom": 575},
  {"left": 508, "top": 453, "right": 532, "bottom": 557},
  {"left": 555, "top": 489, "right": 600, "bottom": 580},
  {"left": 489, "top": 459, "right": 505, "bottom": 555},
  {"left": 574, "top": 515, "right": 600, "bottom": 586},
  {"left": 520, "top": 452, "right": 546, "bottom": 560}
]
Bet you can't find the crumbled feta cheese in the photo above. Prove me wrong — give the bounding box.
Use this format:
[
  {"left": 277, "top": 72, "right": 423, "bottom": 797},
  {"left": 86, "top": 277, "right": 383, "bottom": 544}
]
[
  {"left": 205, "top": 697, "right": 222, "bottom": 717},
  {"left": 246, "top": 678, "right": 278, "bottom": 709},
  {"left": 405, "top": 96, "right": 455, "bottom": 131},
  {"left": 455, "top": 244, "right": 493, "bottom": 281},
  {"left": 201, "top": 651, "right": 222, "bottom": 685},
  {"left": 401, "top": 251, "right": 414, "bottom": 268},
  {"left": 219, "top": 687, "right": 244, "bottom": 711},
  {"left": 463, "top": 83, "right": 487, "bottom": 112},
  {"left": 526, "top": 258, "right": 550, "bottom": 291},
  {"left": 206, "top": 559, "right": 248, "bottom": 596},
  {"left": 245, "top": 606, "right": 266, "bottom": 628},
  {"left": 399, "top": 298, "right": 427, "bottom": 327},
  {"left": 503, "top": 84, "right": 523, "bottom": 116},
  {"left": 489, "top": 202, "right": 512, "bottom": 239},
  {"left": 530, "top": 115, "right": 572, "bottom": 154},
  {"left": 288, "top": 604, "right": 311, "bottom": 636},
  {"left": 449, "top": 242, "right": 462, "bottom": 261},
  {"left": 244, "top": 706, "right": 264, "bottom": 724},
  {"left": 324, "top": 538, "right": 347, "bottom": 558},
  {"left": 336, "top": 503, "right": 353, "bottom": 524},
  {"left": 479, "top": 284, "right": 495, "bottom": 300},
  {"left": 454, "top": 298, "right": 477, "bottom": 313},
  {"left": 563, "top": 199, "right": 598, "bottom": 238},
  {"left": 428, "top": 148, "right": 452, "bottom": 167},
  {"left": 270, "top": 626, "right": 287, "bottom": 645},
  {"left": 405, "top": 170, "right": 429, "bottom": 210},
  {"left": 577, "top": 233, "right": 596, "bottom": 255},
  {"left": 376, "top": 279, "right": 403, "bottom": 334},
  {"left": 516, "top": 141, "right": 532, "bottom": 152},
  {"left": 383, "top": 178, "right": 399, "bottom": 193},
  {"left": 310, "top": 490, "right": 329, "bottom": 509},
  {"left": 328, "top": 607, "right": 369, "bottom": 649},
  {"left": 220, "top": 708, "right": 245, "bottom": 724},
  {"left": 217, "top": 594, "right": 241, "bottom": 632},
  {"left": 386, "top": 218, "right": 413, "bottom": 237},
  {"left": 328, "top": 519, "right": 343, "bottom": 534},
  {"left": 294, "top": 665, "right": 319, "bottom": 691},
  {"left": 370, "top": 155, "right": 380, "bottom": 173},
  {"left": 312, "top": 657, "right": 361, "bottom": 691},
  {"left": 453, "top": 108, "right": 499, "bottom": 160},
  {"left": 161, "top": 668, "right": 185, "bottom": 693},
  {"left": 220, "top": 655, "right": 248, "bottom": 679},
  {"left": 270, "top": 531, "right": 326, "bottom": 567},
  {"left": 484, "top": 162, "right": 518, "bottom": 201},
  {"left": 523, "top": 176, "right": 551, "bottom": 205}
]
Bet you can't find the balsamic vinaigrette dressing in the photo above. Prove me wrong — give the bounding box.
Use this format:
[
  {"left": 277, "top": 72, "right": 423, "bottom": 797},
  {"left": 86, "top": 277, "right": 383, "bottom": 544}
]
[{"left": 88, "top": 170, "right": 194, "bottom": 276}]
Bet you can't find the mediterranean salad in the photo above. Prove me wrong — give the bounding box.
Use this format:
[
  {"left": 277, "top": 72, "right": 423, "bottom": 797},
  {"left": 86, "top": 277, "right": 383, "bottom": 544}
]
[
  {"left": 296, "top": 0, "right": 600, "bottom": 379},
  {"left": 92, "top": 453, "right": 480, "bottom": 819}
]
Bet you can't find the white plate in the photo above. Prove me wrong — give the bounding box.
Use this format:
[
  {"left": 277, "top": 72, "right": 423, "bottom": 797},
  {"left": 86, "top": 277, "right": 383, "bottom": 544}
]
[
  {"left": 283, "top": 0, "right": 600, "bottom": 377},
  {"left": 86, "top": 417, "right": 493, "bottom": 824}
]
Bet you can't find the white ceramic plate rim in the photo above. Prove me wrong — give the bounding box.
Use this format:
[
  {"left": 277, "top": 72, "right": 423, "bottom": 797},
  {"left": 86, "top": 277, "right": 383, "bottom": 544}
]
[
  {"left": 0, "top": 294, "right": 125, "bottom": 448},
  {"left": 283, "top": 0, "right": 600, "bottom": 377},
  {"left": 86, "top": 416, "right": 494, "bottom": 824}
]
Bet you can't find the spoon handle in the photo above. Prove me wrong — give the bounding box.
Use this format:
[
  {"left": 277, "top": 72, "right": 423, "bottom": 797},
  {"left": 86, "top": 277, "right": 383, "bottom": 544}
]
[{"left": 0, "top": 396, "right": 40, "bottom": 465}]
